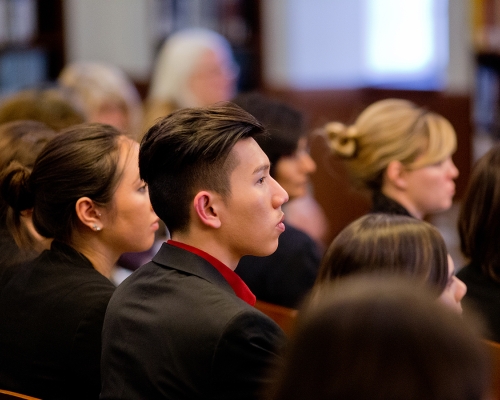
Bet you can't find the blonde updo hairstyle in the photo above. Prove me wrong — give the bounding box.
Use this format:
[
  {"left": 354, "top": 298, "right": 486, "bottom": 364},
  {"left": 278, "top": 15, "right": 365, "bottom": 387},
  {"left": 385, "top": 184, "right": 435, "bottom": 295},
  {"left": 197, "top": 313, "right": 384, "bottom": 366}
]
[{"left": 324, "top": 99, "right": 457, "bottom": 191}]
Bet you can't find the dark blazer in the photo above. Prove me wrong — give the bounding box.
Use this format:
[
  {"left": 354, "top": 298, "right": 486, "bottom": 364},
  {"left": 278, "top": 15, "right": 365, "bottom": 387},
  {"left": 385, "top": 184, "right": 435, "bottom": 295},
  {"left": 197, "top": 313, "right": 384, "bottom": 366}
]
[
  {"left": 457, "top": 263, "right": 500, "bottom": 342},
  {"left": 236, "top": 223, "right": 321, "bottom": 308},
  {"left": 371, "top": 191, "right": 414, "bottom": 217},
  {"left": 0, "top": 226, "right": 38, "bottom": 281},
  {"left": 100, "top": 242, "right": 286, "bottom": 400},
  {"left": 0, "top": 241, "right": 115, "bottom": 400}
]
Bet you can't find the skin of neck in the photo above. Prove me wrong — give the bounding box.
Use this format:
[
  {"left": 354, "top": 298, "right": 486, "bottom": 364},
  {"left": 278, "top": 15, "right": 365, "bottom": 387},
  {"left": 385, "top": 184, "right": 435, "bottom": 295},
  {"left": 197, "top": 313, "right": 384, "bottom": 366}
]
[
  {"left": 381, "top": 184, "right": 423, "bottom": 220},
  {"left": 69, "top": 228, "right": 119, "bottom": 279}
]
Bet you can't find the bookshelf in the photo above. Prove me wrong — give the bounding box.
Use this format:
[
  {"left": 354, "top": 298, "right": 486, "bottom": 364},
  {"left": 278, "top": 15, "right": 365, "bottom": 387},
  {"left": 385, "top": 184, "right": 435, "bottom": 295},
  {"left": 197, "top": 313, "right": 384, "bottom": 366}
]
[
  {"left": 472, "top": 0, "right": 500, "bottom": 137},
  {"left": 0, "top": 0, "right": 64, "bottom": 96},
  {"left": 149, "top": 0, "right": 262, "bottom": 93}
]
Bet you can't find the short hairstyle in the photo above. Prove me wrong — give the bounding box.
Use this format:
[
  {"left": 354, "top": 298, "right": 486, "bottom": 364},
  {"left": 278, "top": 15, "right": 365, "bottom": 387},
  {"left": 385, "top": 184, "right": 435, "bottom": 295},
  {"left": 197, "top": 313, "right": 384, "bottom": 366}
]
[
  {"left": 0, "top": 87, "right": 86, "bottom": 131},
  {"left": 459, "top": 144, "right": 500, "bottom": 281},
  {"left": 316, "top": 213, "right": 449, "bottom": 295},
  {"left": 58, "top": 61, "right": 143, "bottom": 139},
  {"left": 139, "top": 102, "right": 265, "bottom": 234},
  {"left": 268, "top": 275, "right": 489, "bottom": 400},
  {"left": 0, "top": 123, "right": 125, "bottom": 244},
  {"left": 322, "top": 98, "right": 457, "bottom": 191},
  {"left": 232, "top": 92, "right": 305, "bottom": 176}
]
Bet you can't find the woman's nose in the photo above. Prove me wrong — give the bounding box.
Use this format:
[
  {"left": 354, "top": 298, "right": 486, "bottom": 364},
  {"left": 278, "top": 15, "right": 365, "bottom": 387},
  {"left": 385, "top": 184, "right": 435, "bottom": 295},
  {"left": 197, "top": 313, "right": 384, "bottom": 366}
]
[
  {"left": 300, "top": 152, "right": 316, "bottom": 174},
  {"left": 448, "top": 159, "right": 459, "bottom": 179}
]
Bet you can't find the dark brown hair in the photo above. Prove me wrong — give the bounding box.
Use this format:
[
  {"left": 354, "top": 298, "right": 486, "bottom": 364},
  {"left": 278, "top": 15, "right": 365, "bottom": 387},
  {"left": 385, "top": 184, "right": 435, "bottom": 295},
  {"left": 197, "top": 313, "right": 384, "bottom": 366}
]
[
  {"left": 459, "top": 144, "right": 500, "bottom": 281},
  {"left": 231, "top": 92, "right": 305, "bottom": 176},
  {"left": 0, "top": 123, "right": 124, "bottom": 244},
  {"left": 316, "top": 213, "right": 449, "bottom": 295},
  {"left": 268, "top": 275, "right": 489, "bottom": 400},
  {"left": 139, "top": 102, "right": 265, "bottom": 234}
]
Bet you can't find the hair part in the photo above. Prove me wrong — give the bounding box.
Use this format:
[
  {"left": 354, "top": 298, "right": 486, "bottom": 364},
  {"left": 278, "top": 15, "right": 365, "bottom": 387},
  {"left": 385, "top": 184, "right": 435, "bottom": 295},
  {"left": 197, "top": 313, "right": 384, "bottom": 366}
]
[
  {"left": 139, "top": 102, "right": 265, "bottom": 234},
  {"left": 316, "top": 213, "right": 449, "bottom": 294}
]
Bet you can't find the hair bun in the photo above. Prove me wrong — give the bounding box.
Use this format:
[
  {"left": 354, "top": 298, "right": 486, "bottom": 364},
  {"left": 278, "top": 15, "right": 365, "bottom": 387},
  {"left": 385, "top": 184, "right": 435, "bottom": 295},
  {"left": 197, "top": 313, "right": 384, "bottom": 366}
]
[
  {"left": 324, "top": 122, "right": 358, "bottom": 158},
  {"left": 0, "top": 161, "right": 34, "bottom": 212}
]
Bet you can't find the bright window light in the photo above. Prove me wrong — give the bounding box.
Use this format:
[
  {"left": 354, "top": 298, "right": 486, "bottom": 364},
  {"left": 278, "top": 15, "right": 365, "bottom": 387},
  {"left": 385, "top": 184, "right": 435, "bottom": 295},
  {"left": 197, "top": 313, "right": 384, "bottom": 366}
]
[{"left": 366, "top": 0, "right": 434, "bottom": 74}]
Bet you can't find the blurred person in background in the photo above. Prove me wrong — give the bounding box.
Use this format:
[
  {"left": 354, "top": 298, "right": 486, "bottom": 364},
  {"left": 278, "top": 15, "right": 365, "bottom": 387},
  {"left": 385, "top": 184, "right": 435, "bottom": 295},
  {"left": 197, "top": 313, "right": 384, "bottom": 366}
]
[
  {"left": 58, "top": 61, "right": 143, "bottom": 140},
  {"left": 142, "top": 27, "right": 239, "bottom": 133}
]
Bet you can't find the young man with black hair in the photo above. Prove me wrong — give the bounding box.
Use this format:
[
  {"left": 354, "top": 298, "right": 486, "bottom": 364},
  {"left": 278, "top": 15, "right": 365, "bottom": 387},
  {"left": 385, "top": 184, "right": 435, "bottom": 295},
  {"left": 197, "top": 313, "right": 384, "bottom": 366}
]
[{"left": 100, "top": 103, "right": 289, "bottom": 400}]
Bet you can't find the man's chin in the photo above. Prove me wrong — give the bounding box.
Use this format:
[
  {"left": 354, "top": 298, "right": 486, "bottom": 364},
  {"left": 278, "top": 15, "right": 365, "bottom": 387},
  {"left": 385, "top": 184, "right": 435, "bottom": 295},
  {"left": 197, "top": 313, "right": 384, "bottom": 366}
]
[{"left": 253, "top": 244, "right": 279, "bottom": 258}]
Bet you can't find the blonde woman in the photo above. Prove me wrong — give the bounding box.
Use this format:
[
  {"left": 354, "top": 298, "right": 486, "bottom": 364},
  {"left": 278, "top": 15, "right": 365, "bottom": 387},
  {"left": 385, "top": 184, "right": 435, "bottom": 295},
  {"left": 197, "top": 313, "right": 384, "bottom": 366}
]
[{"left": 323, "top": 98, "right": 458, "bottom": 219}]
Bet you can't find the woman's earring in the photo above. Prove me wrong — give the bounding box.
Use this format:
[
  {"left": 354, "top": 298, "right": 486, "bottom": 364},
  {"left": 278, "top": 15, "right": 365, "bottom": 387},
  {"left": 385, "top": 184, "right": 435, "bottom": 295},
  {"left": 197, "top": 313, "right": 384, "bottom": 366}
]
[{"left": 93, "top": 224, "right": 102, "bottom": 232}]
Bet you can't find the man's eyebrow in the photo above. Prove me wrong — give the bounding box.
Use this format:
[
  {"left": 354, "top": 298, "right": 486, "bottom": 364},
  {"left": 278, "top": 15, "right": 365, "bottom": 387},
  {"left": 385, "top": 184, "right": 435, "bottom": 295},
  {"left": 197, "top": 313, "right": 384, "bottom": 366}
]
[{"left": 253, "top": 164, "right": 270, "bottom": 174}]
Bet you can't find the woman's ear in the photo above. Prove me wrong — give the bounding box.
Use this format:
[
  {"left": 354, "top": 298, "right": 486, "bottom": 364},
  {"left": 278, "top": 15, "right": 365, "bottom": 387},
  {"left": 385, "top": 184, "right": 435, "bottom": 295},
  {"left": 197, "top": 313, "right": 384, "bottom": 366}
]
[
  {"left": 193, "top": 191, "right": 221, "bottom": 229},
  {"left": 75, "top": 197, "right": 103, "bottom": 232},
  {"left": 385, "top": 160, "right": 408, "bottom": 190}
]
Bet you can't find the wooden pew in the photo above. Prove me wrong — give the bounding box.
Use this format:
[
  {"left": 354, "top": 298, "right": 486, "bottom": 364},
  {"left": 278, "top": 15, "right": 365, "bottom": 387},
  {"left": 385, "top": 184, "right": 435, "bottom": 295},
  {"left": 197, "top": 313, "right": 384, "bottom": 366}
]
[
  {"left": 485, "top": 339, "right": 500, "bottom": 400},
  {"left": 0, "top": 390, "right": 40, "bottom": 400},
  {"left": 255, "top": 300, "right": 298, "bottom": 336}
]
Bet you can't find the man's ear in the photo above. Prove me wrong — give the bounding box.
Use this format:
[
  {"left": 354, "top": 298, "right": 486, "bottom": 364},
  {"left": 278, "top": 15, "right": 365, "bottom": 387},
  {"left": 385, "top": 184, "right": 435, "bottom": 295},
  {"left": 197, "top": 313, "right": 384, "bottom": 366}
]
[
  {"left": 75, "top": 197, "right": 103, "bottom": 231},
  {"left": 385, "top": 160, "right": 408, "bottom": 190},
  {"left": 193, "top": 191, "right": 222, "bottom": 229}
]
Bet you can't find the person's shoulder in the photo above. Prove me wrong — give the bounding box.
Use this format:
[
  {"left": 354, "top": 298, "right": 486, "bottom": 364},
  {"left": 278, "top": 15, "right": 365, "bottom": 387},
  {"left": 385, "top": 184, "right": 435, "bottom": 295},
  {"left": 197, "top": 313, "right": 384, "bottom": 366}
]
[
  {"left": 227, "top": 305, "right": 283, "bottom": 332},
  {"left": 216, "top": 306, "right": 286, "bottom": 354},
  {"left": 55, "top": 270, "right": 115, "bottom": 315}
]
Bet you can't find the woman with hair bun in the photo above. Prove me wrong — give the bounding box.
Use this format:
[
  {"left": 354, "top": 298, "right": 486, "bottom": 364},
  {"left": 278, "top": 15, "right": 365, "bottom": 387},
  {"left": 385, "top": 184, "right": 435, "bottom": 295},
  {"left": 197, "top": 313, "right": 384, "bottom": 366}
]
[
  {"left": 322, "top": 98, "right": 459, "bottom": 219},
  {"left": 0, "top": 120, "right": 58, "bottom": 273},
  {"left": 0, "top": 123, "right": 159, "bottom": 400}
]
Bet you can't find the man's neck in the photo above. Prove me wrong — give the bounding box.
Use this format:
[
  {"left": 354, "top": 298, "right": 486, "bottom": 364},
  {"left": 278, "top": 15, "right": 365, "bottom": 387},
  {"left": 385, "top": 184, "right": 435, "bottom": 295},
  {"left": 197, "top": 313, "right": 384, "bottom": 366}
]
[{"left": 170, "top": 232, "right": 239, "bottom": 271}]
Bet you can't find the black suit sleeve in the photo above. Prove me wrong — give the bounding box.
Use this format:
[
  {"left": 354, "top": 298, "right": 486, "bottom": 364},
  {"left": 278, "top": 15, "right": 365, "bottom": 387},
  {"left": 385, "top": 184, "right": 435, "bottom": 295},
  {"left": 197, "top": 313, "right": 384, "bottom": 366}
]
[{"left": 209, "top": 311, "right": 286, "bottom": 400}]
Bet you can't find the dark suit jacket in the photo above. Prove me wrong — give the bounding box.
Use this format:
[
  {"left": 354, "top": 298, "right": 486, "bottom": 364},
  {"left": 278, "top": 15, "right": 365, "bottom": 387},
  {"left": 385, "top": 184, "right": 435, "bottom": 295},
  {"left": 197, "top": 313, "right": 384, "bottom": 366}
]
[
  {"left": 371, "top": 191, "right": 414, "bottom": 217},
  {"left": 100, "top": 243, "right": 286, "bottom": 400},
  {"left": 0, "top": 241, "right": 115, "bottom": 400},
  {"left": 236, "top": 224, "right": 321, "bottom": 308}
]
